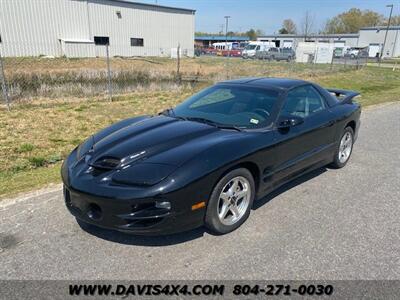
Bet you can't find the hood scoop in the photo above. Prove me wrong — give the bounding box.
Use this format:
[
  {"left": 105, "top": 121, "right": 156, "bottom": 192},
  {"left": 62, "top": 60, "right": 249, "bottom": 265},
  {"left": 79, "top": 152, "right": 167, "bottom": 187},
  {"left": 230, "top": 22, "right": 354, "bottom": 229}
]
[{"left": 90, "top": 156, "right": 121, "bottom": 170}]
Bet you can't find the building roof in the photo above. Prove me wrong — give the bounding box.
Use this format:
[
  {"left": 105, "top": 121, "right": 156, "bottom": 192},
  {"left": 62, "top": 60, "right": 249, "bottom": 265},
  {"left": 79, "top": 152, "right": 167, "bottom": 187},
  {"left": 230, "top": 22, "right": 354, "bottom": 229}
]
[
  {"left": 107, "top": 0, "right": 195, "bottom": 13},
  {"left": 195, "top": 36, "right": 249, "bottom": 41},
  {"left": 360, "top": 26, "right": 400, "bottom": 31},
  {"left": 258, "top": 33, "right": 359, "bottom": 39}
]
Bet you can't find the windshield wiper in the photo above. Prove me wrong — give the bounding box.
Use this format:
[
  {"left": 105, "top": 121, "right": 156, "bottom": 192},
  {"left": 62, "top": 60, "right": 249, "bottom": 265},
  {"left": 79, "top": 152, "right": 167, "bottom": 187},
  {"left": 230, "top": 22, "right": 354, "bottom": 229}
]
[
  {"left": 159, "top": 107, "right": 175, "bottom": 116},
  {"left": 160, "top": 113, "right": 242, "bottom": 131},
  {"left": 215, "top": 124, "right": 243, "bottom": 132},
  {"left": 185, "top": 117, "right": 243, "bottom": 132},
  {"left": 159, "top": 108, "right": 188, "bottom": 121}
]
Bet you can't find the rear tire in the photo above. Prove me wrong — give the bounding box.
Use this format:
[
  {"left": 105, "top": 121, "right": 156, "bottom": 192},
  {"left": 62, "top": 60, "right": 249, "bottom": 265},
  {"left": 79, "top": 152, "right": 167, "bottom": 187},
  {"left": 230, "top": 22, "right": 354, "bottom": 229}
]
[
  {"left": 331, "top": 127, "right": 354, "bottom": 169},
  {"left": 205, "top": 168, "right": 255, "bottom": 234}
]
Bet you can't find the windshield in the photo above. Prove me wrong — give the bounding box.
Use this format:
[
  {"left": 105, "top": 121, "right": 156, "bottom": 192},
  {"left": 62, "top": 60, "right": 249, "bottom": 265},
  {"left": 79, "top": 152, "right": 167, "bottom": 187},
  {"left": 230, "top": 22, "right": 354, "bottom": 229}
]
[
  {"left": 245, "top": 44, "right": 257, "bottom": 50},
  {"left": 172, "top": 85, "right": 280, "bottom": 129}
]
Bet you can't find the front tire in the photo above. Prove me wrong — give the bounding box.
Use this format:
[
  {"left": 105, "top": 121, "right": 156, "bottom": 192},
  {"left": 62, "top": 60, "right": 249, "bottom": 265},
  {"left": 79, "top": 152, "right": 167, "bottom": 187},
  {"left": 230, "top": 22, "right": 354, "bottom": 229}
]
[
  {"left": 205, "top": 168, "right": 255, "bottom": 234},
  {"left": 331, "top": 127, "right": 354, "bottom": 168}
]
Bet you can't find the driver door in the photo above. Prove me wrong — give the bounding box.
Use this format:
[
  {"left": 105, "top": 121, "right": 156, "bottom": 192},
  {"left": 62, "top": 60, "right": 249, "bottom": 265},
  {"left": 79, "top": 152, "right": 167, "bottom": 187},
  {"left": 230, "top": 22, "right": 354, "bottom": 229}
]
[{"left": 270, "top": 85, "right": 336, "bottom": 186}]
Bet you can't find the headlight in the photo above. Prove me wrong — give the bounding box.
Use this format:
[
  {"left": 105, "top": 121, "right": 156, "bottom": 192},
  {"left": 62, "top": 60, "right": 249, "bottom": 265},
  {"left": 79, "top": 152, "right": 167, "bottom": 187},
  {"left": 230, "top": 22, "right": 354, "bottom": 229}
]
[{"left": 112, "top": 163, "right": 177, "bottom": 186}]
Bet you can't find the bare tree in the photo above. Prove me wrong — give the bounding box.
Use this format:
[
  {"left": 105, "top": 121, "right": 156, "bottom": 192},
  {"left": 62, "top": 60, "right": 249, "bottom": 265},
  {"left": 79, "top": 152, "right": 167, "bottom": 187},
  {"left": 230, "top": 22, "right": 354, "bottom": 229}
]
[
  {"left": 282, "top": 19, "right": 297, "bottom": 34},
  {"left": 300, "top": 11, "right": 315, "bottom": 41}
]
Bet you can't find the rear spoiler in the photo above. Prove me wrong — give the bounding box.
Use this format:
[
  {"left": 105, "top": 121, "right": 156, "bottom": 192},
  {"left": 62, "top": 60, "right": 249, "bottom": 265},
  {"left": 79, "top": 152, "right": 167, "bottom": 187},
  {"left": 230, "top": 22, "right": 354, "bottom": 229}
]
[{"left": 327, "top": 88, "right": 360, "bottom": 104}]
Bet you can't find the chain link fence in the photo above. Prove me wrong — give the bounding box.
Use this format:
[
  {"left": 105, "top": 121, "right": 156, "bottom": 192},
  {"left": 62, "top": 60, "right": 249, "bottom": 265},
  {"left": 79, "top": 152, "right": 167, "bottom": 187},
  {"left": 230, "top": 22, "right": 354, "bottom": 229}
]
[
  {"left": 0, "top": 44, "right": 199, "bottom": 108},
  {"left": 0, "top": 41, "right": 377, "bottom": 110}
]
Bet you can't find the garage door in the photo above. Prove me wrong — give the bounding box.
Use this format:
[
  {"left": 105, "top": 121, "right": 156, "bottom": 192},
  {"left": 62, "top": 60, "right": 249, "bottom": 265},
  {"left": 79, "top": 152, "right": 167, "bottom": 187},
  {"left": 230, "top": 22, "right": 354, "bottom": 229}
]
[
  {"left": 283, "top": 40, "right": 293, "bottom": 48},
  {"left": 334, "top": 41, "right": 345, "bottom": 48},
  {"left": 369, "top": 44, "right": 380, "bottom": 57}
]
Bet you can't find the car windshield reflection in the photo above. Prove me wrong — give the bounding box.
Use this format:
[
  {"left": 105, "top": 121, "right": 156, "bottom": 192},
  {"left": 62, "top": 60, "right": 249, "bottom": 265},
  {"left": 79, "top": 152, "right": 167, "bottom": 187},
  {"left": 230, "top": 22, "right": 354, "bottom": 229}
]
[{"left": 172, "top": 85, "right": 279, "bottom": 129}]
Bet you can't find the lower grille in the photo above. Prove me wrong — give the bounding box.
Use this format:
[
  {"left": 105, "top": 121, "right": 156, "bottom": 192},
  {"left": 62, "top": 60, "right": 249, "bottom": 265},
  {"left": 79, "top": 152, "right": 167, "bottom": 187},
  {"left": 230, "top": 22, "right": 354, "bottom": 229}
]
[{"left": 117, "top": 202, "right": 170, "bottom": 229}]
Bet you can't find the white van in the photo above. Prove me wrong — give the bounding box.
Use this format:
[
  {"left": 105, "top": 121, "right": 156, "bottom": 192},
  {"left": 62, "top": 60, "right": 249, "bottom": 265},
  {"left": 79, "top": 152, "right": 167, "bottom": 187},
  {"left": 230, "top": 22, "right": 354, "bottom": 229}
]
[{"left": 242, "top": 42, "right": 274, "bottom": 58}]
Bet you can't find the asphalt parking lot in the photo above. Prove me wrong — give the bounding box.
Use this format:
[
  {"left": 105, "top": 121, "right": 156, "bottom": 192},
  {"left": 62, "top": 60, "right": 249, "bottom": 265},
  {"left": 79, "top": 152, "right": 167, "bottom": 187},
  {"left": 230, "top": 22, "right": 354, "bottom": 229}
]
[{"left": 0, "top": 102, "right": 399, "bottom": 280}]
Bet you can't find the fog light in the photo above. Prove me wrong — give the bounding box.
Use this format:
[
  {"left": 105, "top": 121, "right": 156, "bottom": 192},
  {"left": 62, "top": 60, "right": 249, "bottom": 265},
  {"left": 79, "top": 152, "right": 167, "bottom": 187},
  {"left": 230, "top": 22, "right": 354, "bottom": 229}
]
[
  {"left": 87, "top": 203, "right": 102, "bottom": 220},
  {"left": 155, "top": 201, "right": 171, "bottom": 210}
]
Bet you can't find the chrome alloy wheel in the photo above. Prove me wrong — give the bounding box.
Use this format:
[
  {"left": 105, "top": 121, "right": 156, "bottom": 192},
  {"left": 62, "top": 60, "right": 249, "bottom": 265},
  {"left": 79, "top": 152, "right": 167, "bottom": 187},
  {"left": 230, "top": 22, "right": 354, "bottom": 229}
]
[
  {"left": 217, "top": 176, "right": 251, "bottom": 226},
  {"left": 338, "top": 131, "right": 353, "bottom": 163}
]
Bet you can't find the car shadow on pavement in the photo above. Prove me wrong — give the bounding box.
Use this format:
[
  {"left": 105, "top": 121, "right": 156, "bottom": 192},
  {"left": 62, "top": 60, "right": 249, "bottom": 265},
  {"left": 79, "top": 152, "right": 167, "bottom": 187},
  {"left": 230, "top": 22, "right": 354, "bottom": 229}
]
[
  {"left": 253, "top": 167, "right": 327, "bottom": 210},
  {"left": 77, "top": 219, "right": 207, "bottom": 246}
]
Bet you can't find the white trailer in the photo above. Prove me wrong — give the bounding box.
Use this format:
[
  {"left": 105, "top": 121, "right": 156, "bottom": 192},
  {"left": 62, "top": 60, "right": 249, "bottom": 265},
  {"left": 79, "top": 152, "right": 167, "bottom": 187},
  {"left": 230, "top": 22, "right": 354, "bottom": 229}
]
[{"left": 295, "top": 42, "right": 334, "bottom": 64}]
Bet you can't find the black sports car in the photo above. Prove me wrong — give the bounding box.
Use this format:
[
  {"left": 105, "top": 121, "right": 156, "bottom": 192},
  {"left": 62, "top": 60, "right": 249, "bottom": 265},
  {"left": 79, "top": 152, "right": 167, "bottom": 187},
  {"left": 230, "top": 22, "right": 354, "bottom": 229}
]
[{"left": 62, "top": 78, "right": 361, "bottom": 235}]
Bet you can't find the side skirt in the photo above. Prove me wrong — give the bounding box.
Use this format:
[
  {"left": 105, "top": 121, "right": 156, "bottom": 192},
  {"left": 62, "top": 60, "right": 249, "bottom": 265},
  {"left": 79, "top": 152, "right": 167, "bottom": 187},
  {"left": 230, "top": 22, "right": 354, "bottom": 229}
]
[{"left": 255, "top": 158, "right": 332, "bottom": 202}]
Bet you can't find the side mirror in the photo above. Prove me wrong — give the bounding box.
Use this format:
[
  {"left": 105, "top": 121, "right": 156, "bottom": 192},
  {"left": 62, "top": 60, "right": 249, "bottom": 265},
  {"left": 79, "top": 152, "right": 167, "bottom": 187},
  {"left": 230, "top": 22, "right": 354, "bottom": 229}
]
[{"left": 277, "top": 115, "right": 304, "bottom": 129}]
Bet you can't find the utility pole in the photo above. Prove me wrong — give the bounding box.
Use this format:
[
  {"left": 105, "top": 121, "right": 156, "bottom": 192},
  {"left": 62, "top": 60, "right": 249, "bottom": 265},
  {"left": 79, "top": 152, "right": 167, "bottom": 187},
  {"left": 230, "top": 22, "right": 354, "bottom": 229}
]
[
  {"left": 380, "top": 4, "right": 393, "bottom": 65},
  {"left": 219, "top": 24, "right": 224, "bottom": 35},
  {"left": 224, "top": 16, "right": 231, "bottom": 57}
]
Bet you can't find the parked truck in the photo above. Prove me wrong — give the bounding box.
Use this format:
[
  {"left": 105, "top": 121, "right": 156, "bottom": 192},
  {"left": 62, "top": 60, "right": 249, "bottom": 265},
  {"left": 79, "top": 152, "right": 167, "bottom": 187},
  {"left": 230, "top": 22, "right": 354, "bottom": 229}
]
[{"left": 256, "top": 47, "right": 295, "bottom": 61}]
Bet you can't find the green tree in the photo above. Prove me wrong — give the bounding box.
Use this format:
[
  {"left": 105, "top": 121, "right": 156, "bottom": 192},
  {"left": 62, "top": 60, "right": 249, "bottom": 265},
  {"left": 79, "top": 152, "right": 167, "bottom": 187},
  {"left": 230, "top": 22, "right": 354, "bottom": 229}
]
[
  {"left": 280, "top": 19, "right": 297, "bottom": 34},
  {"left": 246, "top": 29, "right": 257, "bottom": 40},
  {"left": 256, "top": 29, "right": 265, "bottom": 36},
  {"left": 324, "top": 8, "right": 383, "bottom": 33}
]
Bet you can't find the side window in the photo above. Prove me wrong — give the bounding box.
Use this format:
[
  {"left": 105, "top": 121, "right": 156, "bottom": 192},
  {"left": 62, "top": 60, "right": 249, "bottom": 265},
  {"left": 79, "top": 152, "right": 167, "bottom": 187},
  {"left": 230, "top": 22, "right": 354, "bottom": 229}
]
[
  {"left": 281, "top": 85, "right": 326, "bottom": 118},
  {"left": 307, "top": 86, "right": 326, "bottom": 115}
]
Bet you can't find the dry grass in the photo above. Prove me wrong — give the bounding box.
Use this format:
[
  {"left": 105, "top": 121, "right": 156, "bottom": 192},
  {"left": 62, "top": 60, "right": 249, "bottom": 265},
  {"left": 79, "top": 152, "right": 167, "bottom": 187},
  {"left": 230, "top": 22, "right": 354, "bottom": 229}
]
[
  {"left": 2, "top": 56, "right": 364, "bottom": 100},
  {"left": 0, "top": 57, "right": 399, "bottom": 198}
]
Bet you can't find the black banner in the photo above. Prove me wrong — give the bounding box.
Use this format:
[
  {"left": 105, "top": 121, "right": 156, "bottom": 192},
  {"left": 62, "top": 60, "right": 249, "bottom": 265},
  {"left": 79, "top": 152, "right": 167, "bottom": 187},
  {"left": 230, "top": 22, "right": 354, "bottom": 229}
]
[{"left": 1, "top": 280, "right": 399, "bottom": 299}]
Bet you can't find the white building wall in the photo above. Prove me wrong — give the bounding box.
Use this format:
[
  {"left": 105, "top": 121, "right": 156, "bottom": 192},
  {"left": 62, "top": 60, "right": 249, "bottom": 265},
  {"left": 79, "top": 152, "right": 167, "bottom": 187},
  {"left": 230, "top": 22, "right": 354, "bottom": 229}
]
[
  {"left": 0, "top": 0, "right": 90, "bottom": 57},
  {"left": 61, "top": 40, "right": 96, "bottom": 58},
  {"left": 257, "top": 35, "right": 359, "bottom": 48},
  {"left": 358, "top": 28, "right": 400, "bottom": 57},
  {"left": 0, "top": 0, "right": 195, "bottom": 57},
  {"left": 88, "top": 0, "right": 194, "bottom": 57}
]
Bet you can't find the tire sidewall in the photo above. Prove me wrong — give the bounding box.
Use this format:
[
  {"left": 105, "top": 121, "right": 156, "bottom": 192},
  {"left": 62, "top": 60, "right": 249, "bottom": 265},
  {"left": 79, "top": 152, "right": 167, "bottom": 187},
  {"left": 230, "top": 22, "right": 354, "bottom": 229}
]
[{"left": 205, "top": 168, "right": 255, "bottom": 235}]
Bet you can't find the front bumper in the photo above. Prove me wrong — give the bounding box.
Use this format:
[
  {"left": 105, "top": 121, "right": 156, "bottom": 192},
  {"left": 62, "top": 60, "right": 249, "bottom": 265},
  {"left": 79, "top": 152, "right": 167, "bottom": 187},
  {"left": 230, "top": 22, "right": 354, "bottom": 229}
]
[
  {"left": 63, "top": 185, "right": 204, "bottom": 235},
  {"left": 61, "top": 150, "right": 208, "bottom": 235}
]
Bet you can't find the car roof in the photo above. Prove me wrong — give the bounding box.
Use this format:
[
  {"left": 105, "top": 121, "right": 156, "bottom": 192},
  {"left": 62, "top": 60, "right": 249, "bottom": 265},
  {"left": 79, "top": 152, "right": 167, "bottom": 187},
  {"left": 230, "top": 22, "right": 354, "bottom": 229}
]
[{"left": 217, "top": 77, "right": 309, "bottom": 91}]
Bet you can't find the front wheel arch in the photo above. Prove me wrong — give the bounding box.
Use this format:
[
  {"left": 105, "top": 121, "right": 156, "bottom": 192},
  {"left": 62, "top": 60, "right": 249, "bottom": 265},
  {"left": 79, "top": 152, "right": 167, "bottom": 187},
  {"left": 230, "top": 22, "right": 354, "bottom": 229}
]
[
  {"left": 345, "top": 120, "right": 356, "bottom": 133},
  {"left": 217, "top": 162, "right": 261, "bottom": 196}
]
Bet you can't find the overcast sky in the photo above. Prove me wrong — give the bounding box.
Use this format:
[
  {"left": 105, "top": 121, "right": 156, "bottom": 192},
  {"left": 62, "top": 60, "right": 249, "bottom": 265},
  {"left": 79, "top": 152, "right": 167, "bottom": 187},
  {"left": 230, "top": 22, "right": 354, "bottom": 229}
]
[{"left": 140, "top": 0, "right": 399, "bottom": 33}]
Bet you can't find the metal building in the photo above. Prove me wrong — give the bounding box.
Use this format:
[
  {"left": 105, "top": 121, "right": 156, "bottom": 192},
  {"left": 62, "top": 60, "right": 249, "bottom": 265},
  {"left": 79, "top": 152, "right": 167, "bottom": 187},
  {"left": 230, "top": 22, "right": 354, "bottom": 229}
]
[
  {"left": 358, "top": 26, "right": 400, "bottom": 58},
  {"left": 0, "top": 0, "right": 195, "bottom": 57},
  {"left": 257, "top": 33, "right": 359, "bottom": 49},
  {"left": 195, "top": 36, "right": 249, "bottom": 47}
]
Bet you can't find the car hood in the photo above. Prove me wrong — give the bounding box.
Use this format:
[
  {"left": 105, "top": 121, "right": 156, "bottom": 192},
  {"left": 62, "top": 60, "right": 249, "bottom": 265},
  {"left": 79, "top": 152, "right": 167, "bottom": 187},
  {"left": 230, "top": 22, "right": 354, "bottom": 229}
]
[{"left": 86, "top": 115, "right": 241, "bottom": 169}]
